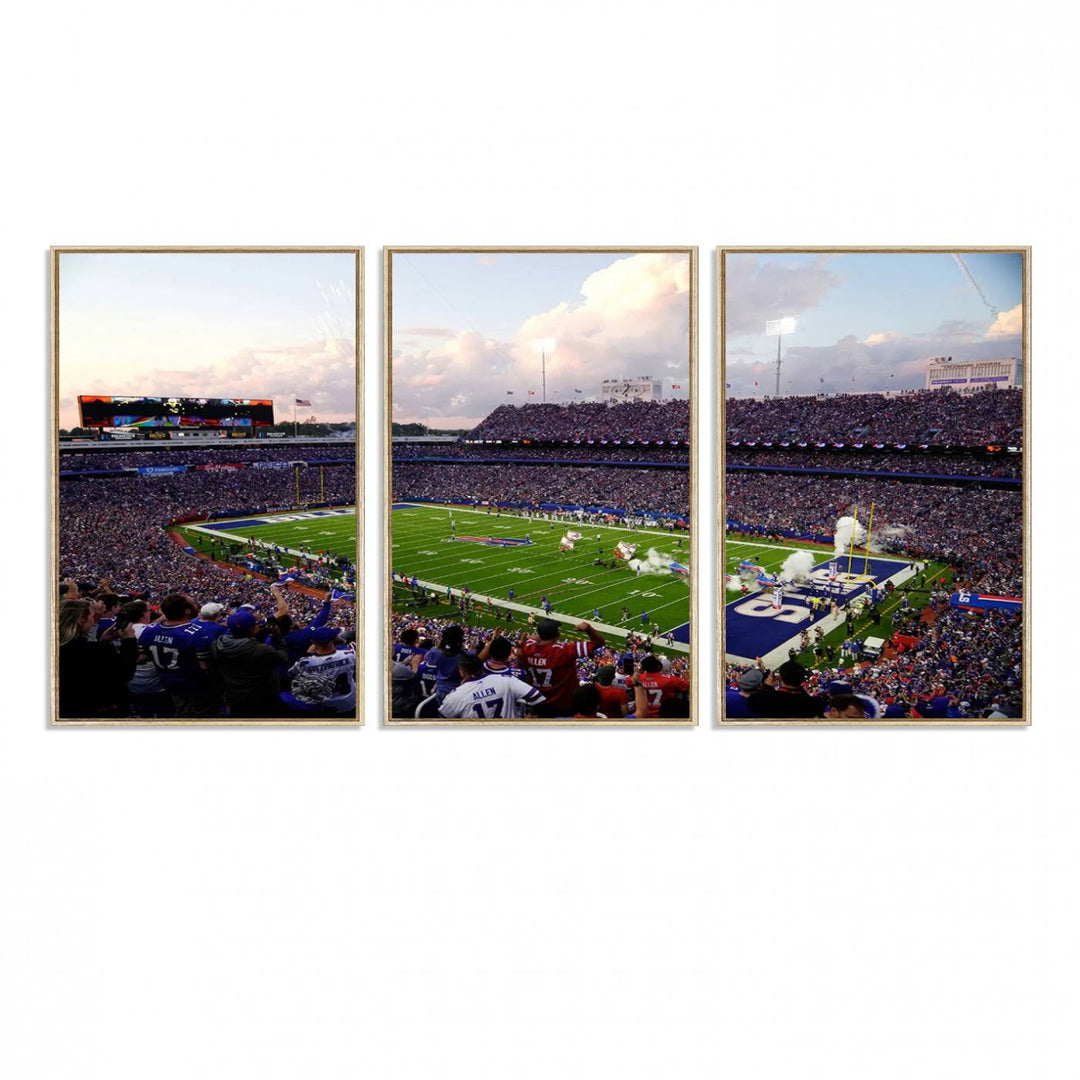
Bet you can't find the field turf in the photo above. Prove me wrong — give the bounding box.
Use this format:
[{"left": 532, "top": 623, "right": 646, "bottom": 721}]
[
  {"left": 180, "top": 508, "right": 357, "bottom": 566},
  {"left": 392, "top": 503, "right": 691, "bottom": 646}
]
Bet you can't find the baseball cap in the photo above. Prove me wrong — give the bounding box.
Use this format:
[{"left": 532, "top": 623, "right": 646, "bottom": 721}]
[
  {"left": 200, "top": 602, "right": 226, "bottom": 619},
  {"left": 537, "top": 618, "right": 560, "bottom": 639},
  {"left": 312, "top": 626, "right": 341, "bottom": 645},
  {"left": 227, "top": 610, "right": 257, "bottom": 632}
]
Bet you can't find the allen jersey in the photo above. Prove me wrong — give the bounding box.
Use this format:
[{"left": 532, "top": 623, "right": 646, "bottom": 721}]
[
  {"left": 635, "top": 671, "right": 690, "bottom": 718},
  {"left": 134, "top": 621, "right": 217, "bottom": 696},
  {"left": 520, "top": 637, "right": 599, "bottom": 711},
  {"left": 438, "top": 673, "right": 544, "bottom": 719}
]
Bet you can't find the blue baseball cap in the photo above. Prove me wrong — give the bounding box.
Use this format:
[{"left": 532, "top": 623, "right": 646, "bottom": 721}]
[
  {"left": 312, "top": 626, "right": 341, "bottom": 645},
  {"left": 227, "top": 610, "right": 258, "bottom": 632}
]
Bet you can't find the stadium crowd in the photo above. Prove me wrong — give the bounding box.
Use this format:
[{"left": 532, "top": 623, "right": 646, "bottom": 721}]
[
  {"left": 467, "top": 400, "right": 690, "bottom": 444},
  {"left": 390, "top": 611, "right": 690, "bottom": 720},
  {"left": 726, "top": 447, "right": 1021, "bottom": 479},
  {"left": 724, "top": 602, "right": 1021, "bottom": 720},
  {"left": 57, "top": 463, "right": 357, "bottom": 720},
  {"left": 726, "top": 388, "right": 1021, "bottom": 446},
  {"left": 393, "top": 462, "right": 690, "bottom": 519},
  {"left": 725, "top": 473, "right": 1021, "bottom": 595},
  {"left": 60, "top": 443, "right": 355, "bottom": 471},
  {"left": 393, "top": 442, "right": 689, "bottom": 464}
]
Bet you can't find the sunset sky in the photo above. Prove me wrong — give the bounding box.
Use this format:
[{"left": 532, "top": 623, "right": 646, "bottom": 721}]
[
  {"left": 57, "top": 251, "right": 357, "bottom": 430},
  {"left": 391, "top": 251, "right": 692, "bottom": 429}
]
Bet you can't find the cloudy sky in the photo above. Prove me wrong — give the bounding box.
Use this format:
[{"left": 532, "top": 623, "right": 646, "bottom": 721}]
[
  {"left": 57, "top": 251, "right": 357, "bottom": 429},
  {"left": 724, "top": 251, "right": 1024, "bottom": 397},
  {"left": 392, "top": 251, "right": 692, "bottom": 429}
]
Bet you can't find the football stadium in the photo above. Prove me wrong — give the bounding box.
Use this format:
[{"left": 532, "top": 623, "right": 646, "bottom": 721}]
[
  {"left": 57, "top": 395, "right": 358, "bottom": 721},
  {"left": 723, "top": 384, "right": 1023, "bottom": 720},
  {"left": 390, "top": 399, "right": 692, "bottom": 720}
]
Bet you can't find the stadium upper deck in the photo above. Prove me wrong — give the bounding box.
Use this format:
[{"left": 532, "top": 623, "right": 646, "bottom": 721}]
[{"left": 726, "top": 387, "right": 1021, "bottom": 447}]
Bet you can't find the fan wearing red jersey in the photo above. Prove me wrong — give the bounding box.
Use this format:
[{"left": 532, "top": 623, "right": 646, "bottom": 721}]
[
  {"left": 633, "top": 655, "right": 690, "bottom": 718},
  {"left": 519, "top": 618, "right": 605, "bottom": 718}
]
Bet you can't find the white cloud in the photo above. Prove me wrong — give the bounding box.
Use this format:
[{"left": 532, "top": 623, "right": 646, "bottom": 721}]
[
  {"left": 393, "top": 253, "right": 691, "bottom": 427},
  {"left": 987, "top": 303, "right": 1023, "bottom": 338},
  {"left": 724, "top": 254, "right": 842, "bottom": 337},
  {"left": 863, "top": 330, "right": 900, "bottom": 346}
]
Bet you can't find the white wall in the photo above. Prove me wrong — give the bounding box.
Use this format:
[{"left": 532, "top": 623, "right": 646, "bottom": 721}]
[{"left": 1, "top": 3, "right": 1074, "bottom": 1079}]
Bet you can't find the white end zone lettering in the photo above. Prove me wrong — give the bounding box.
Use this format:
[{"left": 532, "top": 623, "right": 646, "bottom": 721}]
[{"left": 732, "top": 597, "right": 808, "bottom": 624}]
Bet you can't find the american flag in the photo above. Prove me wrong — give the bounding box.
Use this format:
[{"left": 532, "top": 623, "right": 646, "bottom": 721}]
[{"left": 295, "top": 398, "right": 312, "bottom": 406}]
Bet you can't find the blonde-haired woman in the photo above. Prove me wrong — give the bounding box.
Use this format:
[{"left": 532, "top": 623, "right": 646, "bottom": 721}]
[{"left": 57, "top": 598, "right": 137, "bottom": 719}]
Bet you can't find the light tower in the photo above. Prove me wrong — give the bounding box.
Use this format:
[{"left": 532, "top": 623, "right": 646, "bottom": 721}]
[
  {"left": 765, "top": 317, "right": 796, "bottom": 397},
  {"left": 532, "top": 338, "right": 555, "bottom": 402}
]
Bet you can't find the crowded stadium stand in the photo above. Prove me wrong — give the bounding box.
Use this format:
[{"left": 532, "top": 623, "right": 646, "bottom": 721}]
[
  {"left": 57, "top": 437, "right": 357, "bottom": 720},
  {"left": 724, "top": 387, "right": 1022, "bottom": 719}
]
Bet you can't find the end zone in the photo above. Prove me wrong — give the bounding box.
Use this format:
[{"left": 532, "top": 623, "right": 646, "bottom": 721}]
[{"left": 725, "top": 556, "right": 916, "bottom": 667}]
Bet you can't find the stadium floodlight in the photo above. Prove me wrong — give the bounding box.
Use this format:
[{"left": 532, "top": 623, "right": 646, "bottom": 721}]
[
  {"left": 765, "top": 317, "right": 796, "bottom": 396},
  {"left": 765, "top": 317, "right": 796, "bottom": 337},
  {"left": 532, "top": 338, "right": 556, "bottom": 402}
]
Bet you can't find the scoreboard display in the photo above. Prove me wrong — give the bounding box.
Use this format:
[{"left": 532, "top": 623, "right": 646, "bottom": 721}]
[{"left": 78, "top": 396, "right": 275, "bottom": 429}]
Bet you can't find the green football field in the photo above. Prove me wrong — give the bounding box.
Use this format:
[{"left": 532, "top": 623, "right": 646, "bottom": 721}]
[
  {"left": 392, "top": 503, "right": 691, "bottom": 649},
  {"left": 180, "top": 508, "right": 357, "bottom": 569}
]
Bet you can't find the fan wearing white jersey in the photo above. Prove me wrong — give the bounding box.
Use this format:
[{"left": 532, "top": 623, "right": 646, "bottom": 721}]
[{"left": 439, "top": 654, "right": 544, "bottom": 720}]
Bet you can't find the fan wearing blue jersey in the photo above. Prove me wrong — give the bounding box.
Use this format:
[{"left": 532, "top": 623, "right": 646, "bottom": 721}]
[
  {"left": 135, "top": 593, "right": 223, "bottom": 718},
  {"left": 267, "top": 584, "right": 339, "bottom": 663},
  {"left": 421, "top": 624, "right": 471, "bottom": 704},
  {"left": 392, "top": 627, "right": 427, "bottom": 666}
]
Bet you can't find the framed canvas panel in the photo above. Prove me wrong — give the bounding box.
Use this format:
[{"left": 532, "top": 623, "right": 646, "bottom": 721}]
[
  {"left": 52, "top": 247, "right": 363, "bottom": 725},
  {"left": 385, "top": 246, "right": 697, "bottom": 725},
  {"left": 719, "top": 247, "right": 1029, "bottom": 725}
]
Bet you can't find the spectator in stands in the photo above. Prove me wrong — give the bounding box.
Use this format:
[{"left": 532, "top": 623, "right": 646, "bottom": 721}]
[
  {"left": 725, "top": 667, "right": 764, "bottom": 719},
  {"left": 392, "top": 662, "right": 424, "bottom": 717},
  {"left": 521, "top": 619, "right": 606, "bottom": 718},
  {"left": 747, "top": 661, "right": 821, "bottom": 718},
  {"left": 58, "top": 598, "right": 138, "bottom": 718},
  {"left": 283, "top": 629, "right": 357, "bottom": 716},
  {"left": 210, "top": 610, "right": 288, "bottom": 718},
  {"left": 571, "top": 683, "right": 604, "bottom": 718},
  {"left": 593, "top": 665, "right": 628, "bottom": 718},
  {"left": 437, "top": 654, "right": 544, "bottom": 719}
]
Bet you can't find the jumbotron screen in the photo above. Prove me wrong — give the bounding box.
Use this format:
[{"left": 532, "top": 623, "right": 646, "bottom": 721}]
[{"left": 78, "top": 396, "right": 275, "bottom": 429}]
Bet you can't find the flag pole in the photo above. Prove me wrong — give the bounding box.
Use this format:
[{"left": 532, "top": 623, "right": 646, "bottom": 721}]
[
  {"left": 863, "top": 502, "right": 875, "bottom": 576},
  {"left": 846, "top": 505, "right": 859, "bottom": 578}
]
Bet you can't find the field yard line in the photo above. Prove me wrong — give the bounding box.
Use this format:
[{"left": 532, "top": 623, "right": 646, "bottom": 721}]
[
  {"left": 397, "top": 535, "right": 687, "bottom": 617},
  {"left": 396, "top": 578, "right": 690, "bottom": 654},
  {"left": 400, "top": 502, "right": 686, "bottom": 542},
  {"left": 185, "top": 523, "right": 344, "bottom": 570},
  {"left": 726, "top": 538, "right": 908, "bottom": 564}
]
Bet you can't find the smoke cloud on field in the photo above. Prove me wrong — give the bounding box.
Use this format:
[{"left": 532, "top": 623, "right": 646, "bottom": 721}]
[
  {"left": 779, "top": 549, "right": 816, "bottom": 583},
  {"left": 628, "top": 548, "right": 679, "bottom": 576}
]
